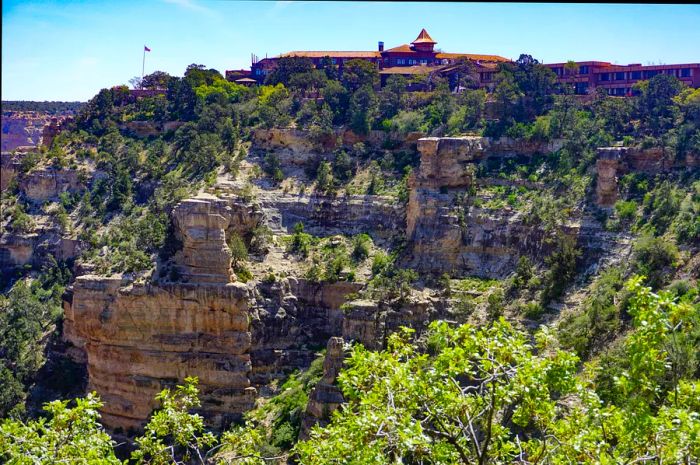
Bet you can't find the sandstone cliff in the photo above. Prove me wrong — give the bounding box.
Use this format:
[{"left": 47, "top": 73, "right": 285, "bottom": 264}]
[{"left": 406, "top": 136, "right": 568, "bottom": 277}]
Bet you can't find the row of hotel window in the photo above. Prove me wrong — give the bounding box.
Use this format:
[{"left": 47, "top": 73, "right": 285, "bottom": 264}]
[
  {"left": 552, "top": 67, "right": 692, "bottom": 80},
  {"left": 598, "top": 68, "right": 693, "bottom": 81}
]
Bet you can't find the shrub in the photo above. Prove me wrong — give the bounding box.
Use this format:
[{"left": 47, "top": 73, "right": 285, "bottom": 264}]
[
  {"left": 541, "top": 233, "right": 581, "bottom": 304},
  {"left": 513, "top": 256, "right": 534, "bottom": 289},
  {"left": 264, "top": 153, "right": 284, "bottom": 184},
  {"left": 631, "top": 233, "right": 679, "bottom": 289},
  {"left": 288, "top": 222, "right": 314, "bottom": 259},
  {"left": 227, "top": 231, "right": 248, "bottom": 268},
  {"left": 9, "top": 204, "right": 35, "bottom": 233},
  {"left": 249, "top": 225, "right": 273, "bottom": 255},
  {"left": 332, "top": 151, "right": 354, "bottom": 183},
  {"left": 351, "top": 234, "right": 372, "bottom": 262},
  {"left": 558, "top": 266, "right": 625, "bottom": 358},
  {"left": 614, "top": 199, "right": 637, "bottom": 222},
  {"left": 315, "top": 161, "right": 333, "bottom": 192},
  {"left": 521, "top": 301, "right": 545, "bottom": 319}
]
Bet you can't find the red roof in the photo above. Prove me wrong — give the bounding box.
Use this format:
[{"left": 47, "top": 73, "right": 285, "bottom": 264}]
[
  {"left": 412, "top": 28, "right": 436, "bottom": 45},
  {"left": 435, "top": 52, "right": 510, "bottom": 63},
  {"left": 383, "top": 44, "right": 416, "bottom": 54},
  {"left": 279, "top": 51, "right": 380, "bottom": 59}
]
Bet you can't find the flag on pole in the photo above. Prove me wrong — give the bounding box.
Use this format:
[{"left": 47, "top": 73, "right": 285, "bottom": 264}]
[{"left": 144, "top": 45, "right": 151, "bottom": 52}]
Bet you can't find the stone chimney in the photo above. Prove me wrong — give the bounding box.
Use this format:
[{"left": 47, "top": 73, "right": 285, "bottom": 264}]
[{"left": 378, "top": 41, "right": 384, "bottom": 52}]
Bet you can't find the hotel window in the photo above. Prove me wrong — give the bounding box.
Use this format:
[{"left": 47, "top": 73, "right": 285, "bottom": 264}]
[
  {"left": 680, "top": 68, "right": 691, "bottom": 77},
  {"left": 420, "top": 59, "right": 427, "bottom": 65},
  {"left": 579, "top": 65, "right": 589, "bottom": 75},
  {"left": 615, "top": 72, "right": 625, "bottom": 81},
  {"left": 600, "top": 73, "right": 610, "bottom": 81},
  {"left": 631, "top": 71, "right": 641, "bottom": 80}
]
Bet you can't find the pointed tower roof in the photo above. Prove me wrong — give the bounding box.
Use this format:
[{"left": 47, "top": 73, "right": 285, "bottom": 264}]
[{"left": 411, "top": 28, "right": 436, "bottom": 45}]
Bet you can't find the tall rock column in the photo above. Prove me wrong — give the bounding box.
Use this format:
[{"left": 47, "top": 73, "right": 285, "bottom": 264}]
[
  {"left": 595, "top": 148, "right": 624, "bottom": 207},
  {"left": 299, "top": 337, "right": 346, "bottom": 439},
  {"left": 172, "top": 194, "right": 235, "bottom": 284}
]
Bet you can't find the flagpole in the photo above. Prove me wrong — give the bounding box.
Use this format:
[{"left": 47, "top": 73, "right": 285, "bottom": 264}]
[{"left": 141, "top": 46, "right": 146, "bottom": 89}]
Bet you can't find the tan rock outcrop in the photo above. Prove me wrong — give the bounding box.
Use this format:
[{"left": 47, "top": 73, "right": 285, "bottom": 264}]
[
  {"left": 172, "top": 195, "right": 236, "bottom": 284},
  {"left": 299, "top": 337, "right": 346, "bottom": 439},
  {"left": 64, "top": 276, "right": 256, "bottom": 430},
  {"left": 594, "top": 146, "right": 696, "bottom": 207},
  {"left": 407, "top": 136, "right": 564, "bottom": 277},
  {"left": 19, "top": 168, "right": 86, "bottom": 203},
  {"left": 170, "top": 194, "right": 263, "bottom": 284}
]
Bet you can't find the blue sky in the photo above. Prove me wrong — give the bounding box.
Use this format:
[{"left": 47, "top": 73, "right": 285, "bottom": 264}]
[{"left": 3, "top": 1, "right": 700, "bottom": 101}]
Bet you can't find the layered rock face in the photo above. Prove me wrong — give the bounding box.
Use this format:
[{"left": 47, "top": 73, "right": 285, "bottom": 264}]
[
  {"left": 594, "top": 147, "right": 699, "bottom": 206},
  {"left": 256, "top": 191, "right": 404, "bottom": 239},
  {"left": 251, "top": 128, "right": 424, "bottom": 158},
  {"left": 19, "top": 168, "right": 87, "bottom": 204},
  {"left": 1, "top": 111, "right": 51, "bottom": 152},
  {"left": 0, "top": 230, "right": 80, "bottom": 270},
  {"left": 250, "top": 278, "right": 361, "bottom": 386},
  {"left": 406, "top": 137, "right": 564, "bottom": 277},
  {"left": 1, "top": 152, "right": 21, "bottom": 192},
  {"left": 63, "top": 192, "right": 367, "bottom": 430},
  {"left": 64, "top": 276, "right": 256, "bottom": 431},
  {"left": 171, "top": 194, "right": 263, "bottom": 283}
]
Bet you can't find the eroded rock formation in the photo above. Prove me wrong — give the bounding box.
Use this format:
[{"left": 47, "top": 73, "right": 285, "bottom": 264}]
[
  {"left": 64, "top": 276, "right": 256, "bottom": 431},
  {"left": 406, "top": 136, "right": 565, "bottom": 277},
  {"left": 594, "top": 146, "right": 698, "bottom": 207}
]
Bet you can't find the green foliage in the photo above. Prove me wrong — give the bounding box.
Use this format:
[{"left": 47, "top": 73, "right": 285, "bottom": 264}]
[
  {"left": 614, "top": 199, "right": 638, "bottom": 222},
  {"left": 315, "top": 160, "right": 333, "bottom": 193},
  {"left": 227, "top": 231, "right": 250, "bottom": 280},
  {"left": 19, "top": 150, "right": 42, "bottom": 173},
  {"left": 131, "top": 377, "right": 216, "bottom": 464},
  {"left": 541, "top": 232, "right": 581, "bottom": 304},
  {"left": 246, "top": 355, "right": 325, "bottom": 452},
  {"left": 558, "top": 266, "right": 626, "bottom": 358},
  {"left": 348, "top": 85, "right": 378, "bottom": 135},
  {"left": 91, "top": 209, "right": 168, "bottom": 275},
  {"left": 8, "top": 203, "right": 35, "bottom": 233},
  {"left": 0, "top": 263, "right": 68, "bottom": 416},
  {"left": 672, "top": 180, "right": 700, "bottom": 244},
  {"left": 295, "top": 320, "right": 579, "bottom": 464},
  {"left": 634, "top": 74, "right": 684, "bottom": 136},
  {"left": 331, "top": 151, "right": 354, "bottom": 183},
  {"left": 351, "top": 233, "right": 372, "bottom": 262},
  {"left": 287, "top": 222, "right": 315, "bottom": 259},
  {"left": 296, "top": 278, "right": 700, "bottom": 464},
  {"left": 366, "top": 253, "right": 417, "bottom": 302},
  {"left": 631, "top": 233, "right": 679, "bottom": 289},
  {"left": 263, "top": 152, "right": 284, "bottom": 184},
  {"left": 341, "top": 59, "right": 379, "bottom": 93},
  {"left": 641, "top": 180, "right": 683, "bottom": 235},
  {"left": 0, "top": 393, "right": 121, "bottom": 464},
  {"left": 264, "top": 57, "right": 314, "bottom": 87}
]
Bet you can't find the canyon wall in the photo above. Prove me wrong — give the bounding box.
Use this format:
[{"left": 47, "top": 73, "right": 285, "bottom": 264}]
[
  {"left": 60, "top": 133, "right": 680, "bottom": 432},
  {"left": 64, "top": 277, "right": 256, "bottom": 431},
  {"left": 595, "top": 146, "right": 699, "bottom": 206},
  {"left": 405, "top": 136, "right": 567, "bottom": 277}
]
